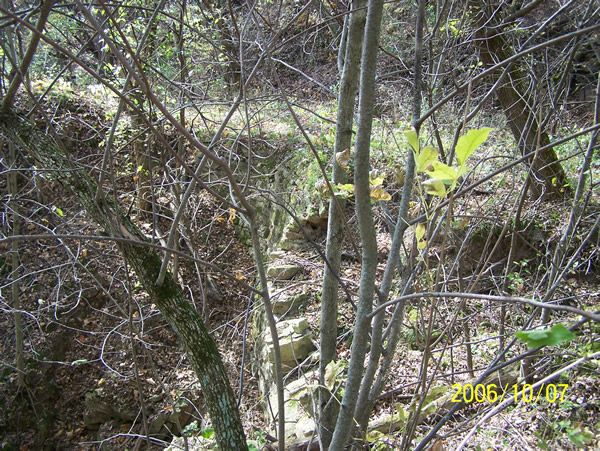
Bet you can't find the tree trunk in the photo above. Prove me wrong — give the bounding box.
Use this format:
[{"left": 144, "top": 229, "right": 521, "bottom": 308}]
[
  {"left": 472, "top": 3, "right": 569, "bottom": 200},
  {"left": 130, "top": 4, "right": 161, "bottom": 218},
  {"left": 0, "top": 112, "right": 249, "bottom": 451},
  {"left": 354, "top": 0, "right": 425, "bottom": 434},
  {"left": 132, "top": 105, "right": 152, "bottom": 217},
  {"left": 328, "top": 0, "right": 385, "bottom": 446},
  {"left": 0, "top": 0, "right": 55, "bottom": 113},
  {"left": 201, "top": 0, "right": 241, "bottom": 92},
  {"left": 318, "top": 0, "right": 366, "bottom": 446},
  {"left": 6, "top": 139, "right": 25, "bottom": 387}
]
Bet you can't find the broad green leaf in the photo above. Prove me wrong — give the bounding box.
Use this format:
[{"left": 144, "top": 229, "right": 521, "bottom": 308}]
[
  {"left": 456, "top": 128, "right": 492, "bottom": 165},
  {"left": 415, "top": 223, "right": 427, "bottom": 249},
  {"left": 415, "top": 146, "right": 438, "bottom": 173},
  {"left": 515, "top": 324, "right": 574, "bottom": 349},
  {"left": 426, "top": 161, "right": 458, "bottom": 184},
  {"left": 336, "top": 183, "right": 354, "bottom": 192},
  {"left": 335, "top": 148, "right": 351, "bottom": 173},
  {"left": 404, "top": 128, "right": 419, "bottom": 151},
  {"left": 524, "top": 329, "right": 549, "bottom": 341},
  {"left": 415, "top": 223, "right": 426, "bottom": 242},
  {"left": 370, "top": 185, "right": 392, "bottom": 201},
  {"left": 423, "top": 179, "right": 447, "bottom": 196}
]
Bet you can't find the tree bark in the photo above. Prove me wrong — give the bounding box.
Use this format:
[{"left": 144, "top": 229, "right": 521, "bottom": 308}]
[
  {"left": 318, "top": 0, "right": 366, "bottom": 446},
  {"left": 472, "top": 3, "right": 569, "bottom": 200},
  {"left": 0, "top": 112, "right": 249, "bottom": 451},
  {"left": 6, "top": 139, "right": 25, "bottom": 387},
  {"left": 328, "top": 0, "right": 385, "bottom": 446},
  {"left": 354, "top": 0, "right": 425, "bottom": 433}
]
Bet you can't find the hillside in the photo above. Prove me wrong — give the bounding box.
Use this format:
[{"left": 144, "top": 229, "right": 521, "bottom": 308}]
[{"left": 1, "top": 0, "right": 599, "bottom": 450}]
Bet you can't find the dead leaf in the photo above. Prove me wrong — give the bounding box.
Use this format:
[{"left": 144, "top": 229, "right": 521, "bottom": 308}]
[
  {"left": 370, "top": 185, "right": 392, "bottom": 201},
  {"left": 335, "top": 148, "right": 352, "bottom": 172}
]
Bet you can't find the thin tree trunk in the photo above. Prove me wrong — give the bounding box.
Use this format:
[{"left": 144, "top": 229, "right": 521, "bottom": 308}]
[
  {"left": 328, "top": 0, "right": 385, "bottom": 447},
  {"left": 0, "top": 112, "right": 249, "bottom": 451},
  {"left": 7, "top": 140, "right": 25, "bottom": 387},
  {"left": 1, "top": 0, "right": 54, "bottom": 113},
  {"left": 202, "top": 0, "right": 240, "bottom": 92},
  {"left": 354, "top": 0, "right": 425, "bottom": 433},
  {"left": 132, "top": 106, "right": 152, "bottom": 217},
  {"left": 131, "top": 4, "right": 161, "bottom": 218},
  {"left": 318, "top": 0, "right": 366, "bottom": 446}
]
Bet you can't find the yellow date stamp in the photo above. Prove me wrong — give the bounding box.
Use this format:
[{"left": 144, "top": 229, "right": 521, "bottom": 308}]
[{"left": 451, "top": 383, "right": 569, "bottom": 404}]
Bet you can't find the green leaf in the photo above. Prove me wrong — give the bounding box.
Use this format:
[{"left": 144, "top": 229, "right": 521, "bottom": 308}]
[
  {"left": 404, "top": 128, "right": 419, "bottom": 151},
  {"left": 200, "top": 426, "right": 215, "bottom": 439},
  {"left": 415, "top": 223, "right": 427, "bottom": 249},
  {"left": 567, "top": 426, "right": 594, "bottom": 448},
  {"left": 422, "top": 179, "right": 447, "bottom": 197},
  {"left": 415, "top": 146, "right": 438, "bottom": 173},
  {"left": 415, "top": 223, "right": 426, "bottom": 242},
  {"left": 426, "top": 161, "right": 458, "bottom": 184},
  {"left": 336, "top": 183, "right": 354, "bottom": 192},
  {"left": 456, "top": 128, "right": 492, "bottom": 166},
  {"left": 53, "top": 206, "right": 64, "bottom": 217},
  {"left": 515, "top": 324, "right": 574, "bottom": 349}
]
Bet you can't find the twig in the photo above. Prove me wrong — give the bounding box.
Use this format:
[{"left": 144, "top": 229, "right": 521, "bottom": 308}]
[{"left": 368, "top": 292, "right": 600, "bottom": 322}]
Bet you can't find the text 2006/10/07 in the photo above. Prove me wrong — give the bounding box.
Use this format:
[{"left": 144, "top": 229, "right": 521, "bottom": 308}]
[{"left": 450, "top": 383, "right": 569, "bottom": 404}]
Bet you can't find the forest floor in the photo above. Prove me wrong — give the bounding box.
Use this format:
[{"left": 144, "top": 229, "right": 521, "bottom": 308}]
[
  {"left": 0, "top": 94, "right": 267, "bottom": 449},
  {"left": 1, "top": 80, "right": 600, "bottom": 451}
]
